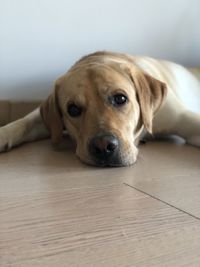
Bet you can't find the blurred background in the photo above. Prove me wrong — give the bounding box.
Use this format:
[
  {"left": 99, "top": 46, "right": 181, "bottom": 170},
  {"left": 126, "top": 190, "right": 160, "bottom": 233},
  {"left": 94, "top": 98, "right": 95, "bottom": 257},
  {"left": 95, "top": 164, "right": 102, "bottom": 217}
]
[{"left": 0, "top": 0, "right": 200, "bottom": 100}]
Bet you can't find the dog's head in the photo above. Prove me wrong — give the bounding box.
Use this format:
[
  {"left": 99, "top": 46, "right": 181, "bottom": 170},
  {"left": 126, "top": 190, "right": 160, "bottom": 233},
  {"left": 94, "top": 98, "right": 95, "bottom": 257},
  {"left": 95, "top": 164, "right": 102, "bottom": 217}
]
[{"left": 40, "top": 53, "right": 167, "bottom": 166}]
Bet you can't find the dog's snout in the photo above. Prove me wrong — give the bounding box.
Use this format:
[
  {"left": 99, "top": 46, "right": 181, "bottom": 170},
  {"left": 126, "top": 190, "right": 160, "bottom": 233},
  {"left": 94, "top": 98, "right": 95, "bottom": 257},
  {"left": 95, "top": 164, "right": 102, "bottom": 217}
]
[{"left": 89, "top": 134, "right": 119, "bottom": 161}]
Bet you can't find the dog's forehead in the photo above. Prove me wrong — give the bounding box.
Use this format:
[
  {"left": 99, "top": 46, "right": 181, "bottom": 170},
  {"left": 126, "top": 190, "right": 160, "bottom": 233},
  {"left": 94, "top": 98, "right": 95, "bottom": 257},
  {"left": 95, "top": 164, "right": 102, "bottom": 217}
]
[{"left": 62, "top": 64, "right": 133, "bottom": 95}]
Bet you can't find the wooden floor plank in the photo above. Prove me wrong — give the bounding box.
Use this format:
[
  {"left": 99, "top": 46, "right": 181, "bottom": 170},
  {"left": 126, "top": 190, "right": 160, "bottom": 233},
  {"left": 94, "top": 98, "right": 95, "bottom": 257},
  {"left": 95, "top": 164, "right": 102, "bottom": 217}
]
[
  {"left": 1, "top": 183, "right": 200, "bottom": 267},
  {"left": 124, "top": 141, "right": 200, "bottom": 219},
  {"left": 1, "top": 140, "right": 200, "bottom": 266}
]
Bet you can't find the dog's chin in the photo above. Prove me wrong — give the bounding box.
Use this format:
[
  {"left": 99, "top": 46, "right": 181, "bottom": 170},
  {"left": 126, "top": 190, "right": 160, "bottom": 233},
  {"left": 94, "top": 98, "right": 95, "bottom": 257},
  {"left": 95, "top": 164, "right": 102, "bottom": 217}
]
[
  {"left": 76, "top": 146, "right": 138, "bottom": 167},
  {"left": 77, "top": 155, "right": 137, "bottom": 167}
]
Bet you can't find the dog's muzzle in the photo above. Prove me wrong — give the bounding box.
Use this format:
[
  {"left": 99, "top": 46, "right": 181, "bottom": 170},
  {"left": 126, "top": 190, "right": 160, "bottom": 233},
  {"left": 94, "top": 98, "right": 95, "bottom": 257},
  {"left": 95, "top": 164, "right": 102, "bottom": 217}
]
[{"left": 88, "top": 134, "right": 122, "bottom": 166}]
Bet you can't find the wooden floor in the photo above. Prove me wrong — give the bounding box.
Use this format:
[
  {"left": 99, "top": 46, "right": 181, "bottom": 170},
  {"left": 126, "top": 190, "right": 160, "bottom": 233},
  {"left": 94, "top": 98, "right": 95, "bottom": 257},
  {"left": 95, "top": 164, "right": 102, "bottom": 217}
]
[{"left": 0, "top": 139, "right": 200, "bottom": 267}]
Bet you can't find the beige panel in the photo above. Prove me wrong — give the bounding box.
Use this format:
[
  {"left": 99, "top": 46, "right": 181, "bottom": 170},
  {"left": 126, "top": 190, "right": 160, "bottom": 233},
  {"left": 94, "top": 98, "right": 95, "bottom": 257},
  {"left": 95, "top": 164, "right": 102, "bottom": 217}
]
[
  {"left": 0, "top": 100, "right": 41, "bottom": 125},
  {"left": 10, "top": 101, "right": 41, "bottom": 122},
  {"left": 0, "top": 140, "right": 200, "bottom": 266},
  {"left": 0, "top": 100, "right": 10, "bottom": 126}
]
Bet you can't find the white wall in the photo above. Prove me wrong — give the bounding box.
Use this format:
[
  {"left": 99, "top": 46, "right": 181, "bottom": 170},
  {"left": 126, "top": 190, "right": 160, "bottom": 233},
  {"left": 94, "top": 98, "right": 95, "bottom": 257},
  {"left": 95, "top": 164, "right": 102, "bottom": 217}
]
[{"left": 0, "top": 0, "right": 200, "bottom": 100}]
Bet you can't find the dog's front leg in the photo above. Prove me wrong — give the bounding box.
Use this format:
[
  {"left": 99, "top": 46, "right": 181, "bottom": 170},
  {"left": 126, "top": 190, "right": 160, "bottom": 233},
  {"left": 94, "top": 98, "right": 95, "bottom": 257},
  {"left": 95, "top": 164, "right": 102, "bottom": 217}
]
[
  {"left": 0, "top": 108, "right": 49, "bottom": 152},
  {"left": 175, "top": 110, "right": 200, "bottom": 147},
  {"left": 153, "top": 90, "right": 200, "bottom": 147}
]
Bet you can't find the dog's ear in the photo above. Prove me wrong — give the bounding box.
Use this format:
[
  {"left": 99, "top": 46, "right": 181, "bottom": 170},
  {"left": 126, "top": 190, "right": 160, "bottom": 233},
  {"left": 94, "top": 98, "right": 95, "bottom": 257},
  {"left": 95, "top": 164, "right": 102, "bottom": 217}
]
[
  {"left": 40, "top": 81, "right": 63, "bottom": 145},
  {"left": 127, "top": 66, "right": 167, "bottom": 133}
]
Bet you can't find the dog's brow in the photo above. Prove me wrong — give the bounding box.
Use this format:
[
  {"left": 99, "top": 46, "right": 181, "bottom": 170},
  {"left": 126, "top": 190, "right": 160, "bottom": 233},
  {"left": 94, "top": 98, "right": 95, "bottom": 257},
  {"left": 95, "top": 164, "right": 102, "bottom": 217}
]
[{"left": 68, "top": 94, "right": 86, "bottom": 107}]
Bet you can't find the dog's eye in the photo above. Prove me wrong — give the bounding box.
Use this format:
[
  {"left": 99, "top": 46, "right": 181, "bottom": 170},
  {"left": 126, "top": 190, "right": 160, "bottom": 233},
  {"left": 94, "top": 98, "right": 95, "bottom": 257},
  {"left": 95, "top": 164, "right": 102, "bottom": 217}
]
[
  {"left": 112, "top": 94, "right": 128, "bottom": 106},
  {"left": 67, "top": 104, "right": 82, "bottom": 117}
]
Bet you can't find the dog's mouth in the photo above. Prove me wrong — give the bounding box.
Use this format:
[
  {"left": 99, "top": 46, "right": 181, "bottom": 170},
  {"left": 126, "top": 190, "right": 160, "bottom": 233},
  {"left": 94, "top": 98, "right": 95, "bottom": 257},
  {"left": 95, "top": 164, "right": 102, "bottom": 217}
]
[
  {"left": 75, "top": 133, "right": 138, "bottom": 167},
  {"left": 78, "top": 155, "right": 129, "bottom": 167},
  {"left": 90, "top": 157, "right": 126, "bottom": 167},
  {"left": 78, "top": 148, "right": 136, "bottom": 167},
  {"left": 77, "top": 148, "right": 137, "bottom": 167}
]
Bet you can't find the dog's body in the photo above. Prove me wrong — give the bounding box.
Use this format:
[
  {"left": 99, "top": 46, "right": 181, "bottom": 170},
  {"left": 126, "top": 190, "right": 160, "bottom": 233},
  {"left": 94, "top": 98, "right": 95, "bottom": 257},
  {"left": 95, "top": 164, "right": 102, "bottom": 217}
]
[{"left": 0, "top": 52, "right": 200, "bottom": 166}]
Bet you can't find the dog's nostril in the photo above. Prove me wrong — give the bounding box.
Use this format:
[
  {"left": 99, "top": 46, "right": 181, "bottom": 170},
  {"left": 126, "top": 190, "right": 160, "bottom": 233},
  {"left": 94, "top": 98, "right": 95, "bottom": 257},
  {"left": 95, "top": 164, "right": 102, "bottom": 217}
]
[
  {"left": 95, "top": 146, "right": 102, "bottom": 154},
  {"left": 107, "top": 143, "right": 117, "bottom": 152}
]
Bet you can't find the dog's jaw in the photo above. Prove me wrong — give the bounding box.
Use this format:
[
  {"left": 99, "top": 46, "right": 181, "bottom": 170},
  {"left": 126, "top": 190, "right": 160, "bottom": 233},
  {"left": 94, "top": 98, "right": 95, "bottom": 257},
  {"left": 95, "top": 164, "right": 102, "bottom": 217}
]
[{"left": 75, "top": 141, "right": 139, "bottom": 167}]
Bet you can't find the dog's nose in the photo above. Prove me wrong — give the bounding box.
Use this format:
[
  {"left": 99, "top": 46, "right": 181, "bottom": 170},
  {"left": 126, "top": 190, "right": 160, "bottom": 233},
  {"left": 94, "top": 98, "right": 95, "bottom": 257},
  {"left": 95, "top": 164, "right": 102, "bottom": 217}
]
[{"left": 89, "top": 135, "right": 119, "bottom": 160}]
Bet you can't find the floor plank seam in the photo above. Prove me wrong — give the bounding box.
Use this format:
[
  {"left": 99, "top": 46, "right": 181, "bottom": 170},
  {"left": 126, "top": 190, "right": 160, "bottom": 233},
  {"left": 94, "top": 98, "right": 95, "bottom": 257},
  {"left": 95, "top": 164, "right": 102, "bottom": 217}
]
[{"left": 123, "top": 182, "right": 200, "bottom": 221}]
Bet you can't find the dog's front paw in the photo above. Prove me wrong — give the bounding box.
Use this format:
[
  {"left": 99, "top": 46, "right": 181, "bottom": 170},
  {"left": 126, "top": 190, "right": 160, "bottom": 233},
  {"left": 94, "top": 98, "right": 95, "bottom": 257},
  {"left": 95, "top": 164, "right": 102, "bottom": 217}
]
[{"left": 0, "top": 128, "right": 11, "bottom": 152}]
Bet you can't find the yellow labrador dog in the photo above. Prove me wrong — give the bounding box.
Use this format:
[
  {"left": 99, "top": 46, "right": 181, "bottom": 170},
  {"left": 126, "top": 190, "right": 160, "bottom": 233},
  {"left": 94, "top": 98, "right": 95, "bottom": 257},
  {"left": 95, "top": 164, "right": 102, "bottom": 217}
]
[{"left": 0, "top": 51, "right": 200, "bottom": 166}]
